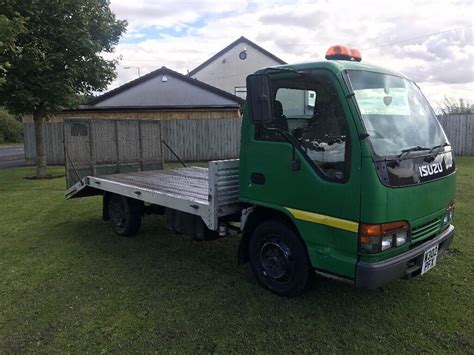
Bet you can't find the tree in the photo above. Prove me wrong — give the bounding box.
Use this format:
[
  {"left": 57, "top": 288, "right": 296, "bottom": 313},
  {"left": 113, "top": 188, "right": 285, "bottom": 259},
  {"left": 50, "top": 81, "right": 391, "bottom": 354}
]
[
  {"left": 439, "top": 96, "right": 474, "bottom": 115},
  {"left": 0, "top": 107, "right": 23, "bottom": 143},
  {"left": 0, "top": 0, "right": 127, "bottom": 177},
  {"left": 0, "top": 14, "right": 25, "bottom": 86}
]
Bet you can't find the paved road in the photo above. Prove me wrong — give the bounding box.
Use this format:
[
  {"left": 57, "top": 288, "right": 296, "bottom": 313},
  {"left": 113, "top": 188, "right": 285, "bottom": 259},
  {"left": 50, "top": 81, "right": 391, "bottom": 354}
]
[{"left": 0, "top": 144, "right": 25, "bottom": 169}]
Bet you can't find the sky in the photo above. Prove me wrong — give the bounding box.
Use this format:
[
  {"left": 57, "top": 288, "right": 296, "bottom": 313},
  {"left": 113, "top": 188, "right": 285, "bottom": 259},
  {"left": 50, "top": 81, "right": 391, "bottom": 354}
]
[{"left": 105, "top": 0, "right": 474, "bottom": 110}]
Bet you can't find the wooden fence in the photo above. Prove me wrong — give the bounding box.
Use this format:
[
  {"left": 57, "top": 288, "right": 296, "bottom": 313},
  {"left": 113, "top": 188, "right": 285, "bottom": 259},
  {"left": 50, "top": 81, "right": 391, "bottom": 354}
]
[
  {"left": 22, "top": 114, "right": 474, "bottom": 165},
  {"left": 63, "top": 119, "right": 165, "bottom": 188},
  {"left": 23, "top": 122, "right": 65, "bottom": 164},
  {"left": 437, "top": 115, "right": 474, "bottom": 156},
  {"left": 24, "top": 117, "right": 243, "bottom": 165}
]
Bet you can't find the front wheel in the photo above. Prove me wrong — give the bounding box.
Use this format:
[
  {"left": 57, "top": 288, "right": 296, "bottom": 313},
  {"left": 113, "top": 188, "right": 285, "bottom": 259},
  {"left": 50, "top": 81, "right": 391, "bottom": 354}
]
[
  {"left": 107, "top": 194, "right": 142, "bottom": 236},
  {"left": 249, "top": 220, "right": 310, "bottom": 297}
]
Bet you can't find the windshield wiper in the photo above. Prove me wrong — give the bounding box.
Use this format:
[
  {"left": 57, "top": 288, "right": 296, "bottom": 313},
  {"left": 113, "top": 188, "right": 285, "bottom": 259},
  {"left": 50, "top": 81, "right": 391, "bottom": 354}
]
[
  {"left": 429, "top": 143, "right": 449, "bottom": 156},
  {"left": 398, "top": 145, "right": 430, "bottom": 158},
  {"left": 425, "top": 143, "right": 450, "bottom": 162}
]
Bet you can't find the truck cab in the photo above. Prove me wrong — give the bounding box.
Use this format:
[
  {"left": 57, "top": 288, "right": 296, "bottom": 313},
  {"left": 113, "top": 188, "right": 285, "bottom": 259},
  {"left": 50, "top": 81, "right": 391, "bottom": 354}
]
[{"left": 238, "top": 46, "right": 455, "bottom": 296}]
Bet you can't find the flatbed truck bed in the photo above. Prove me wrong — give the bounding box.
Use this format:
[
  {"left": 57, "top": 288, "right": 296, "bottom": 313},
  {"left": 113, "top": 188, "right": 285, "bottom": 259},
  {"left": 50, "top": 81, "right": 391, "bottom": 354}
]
[{"left": 65, "top": 159, "right": 240, "bottom": 231}]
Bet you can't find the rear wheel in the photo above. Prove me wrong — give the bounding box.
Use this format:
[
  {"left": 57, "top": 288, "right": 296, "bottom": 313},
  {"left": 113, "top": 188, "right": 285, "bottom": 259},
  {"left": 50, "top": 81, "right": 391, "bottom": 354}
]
[
  {"left": 108, "top": 194, "right": 142, "bottom": 236},
  {"left": 249, "top": 220, "right": 310, "bottom": 297}
]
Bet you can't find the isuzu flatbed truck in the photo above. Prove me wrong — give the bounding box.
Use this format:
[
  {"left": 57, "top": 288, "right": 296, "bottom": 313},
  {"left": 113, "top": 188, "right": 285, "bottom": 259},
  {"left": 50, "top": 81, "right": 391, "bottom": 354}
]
[{"left": 66, "top": 46, "right": 456, "bottom": 297}]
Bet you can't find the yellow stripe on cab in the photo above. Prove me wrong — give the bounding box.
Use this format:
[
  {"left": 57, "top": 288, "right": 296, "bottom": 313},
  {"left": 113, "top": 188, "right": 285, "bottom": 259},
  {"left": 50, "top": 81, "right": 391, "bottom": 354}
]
[{"left": 286, "top": 208, "right": 359, "bottom": 233}]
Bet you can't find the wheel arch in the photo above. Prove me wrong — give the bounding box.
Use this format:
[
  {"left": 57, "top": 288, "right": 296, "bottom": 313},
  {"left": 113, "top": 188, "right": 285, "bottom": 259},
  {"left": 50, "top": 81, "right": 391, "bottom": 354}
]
[{"left": 238, "top": 205, "right": 310, "bottom": 266}]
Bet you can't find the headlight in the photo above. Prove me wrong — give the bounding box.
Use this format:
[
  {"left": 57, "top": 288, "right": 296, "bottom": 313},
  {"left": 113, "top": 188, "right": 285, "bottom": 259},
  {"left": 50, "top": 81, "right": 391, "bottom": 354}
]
[
  {"left": 381, "top": 235, "right": 393, "bottom": 250},
  {"left": 394, "top": 230, "right": 408, "bottom": 247},
  {"left": 359, "top": 221, "right": 410, "bottom": 253},
  {"left": 443, "top": 203, "right": 454, "bottom": 226}
]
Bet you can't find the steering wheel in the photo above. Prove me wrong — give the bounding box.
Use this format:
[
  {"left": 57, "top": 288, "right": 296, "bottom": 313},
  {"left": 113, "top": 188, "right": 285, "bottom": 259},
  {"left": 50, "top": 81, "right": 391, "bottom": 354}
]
[{"left": 300, "top": 138, "right": 324, "bottom": 152}]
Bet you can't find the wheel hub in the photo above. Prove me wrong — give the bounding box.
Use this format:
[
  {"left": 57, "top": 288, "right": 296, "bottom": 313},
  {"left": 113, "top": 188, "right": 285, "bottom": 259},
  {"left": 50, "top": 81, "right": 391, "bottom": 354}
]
[
  {"left": 259, "top": 240, "right": 293, "bottom": 281},
  {"left": 110, "top": 198, "right": 126, "bottom": 229}
]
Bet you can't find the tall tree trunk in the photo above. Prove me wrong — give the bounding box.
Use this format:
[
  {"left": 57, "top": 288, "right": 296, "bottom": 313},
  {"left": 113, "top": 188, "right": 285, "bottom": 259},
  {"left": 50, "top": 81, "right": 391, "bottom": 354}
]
[{"left": 33, "top": 110, "right": 47, "bottom": 178}]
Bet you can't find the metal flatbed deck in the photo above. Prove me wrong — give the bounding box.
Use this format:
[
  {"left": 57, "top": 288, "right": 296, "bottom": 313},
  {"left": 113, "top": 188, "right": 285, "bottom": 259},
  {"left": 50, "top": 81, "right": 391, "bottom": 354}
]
[
  {"left": 65, "top": 160, "right": 240, "bottom": 230},
  {"left": 98, "top": 167, "right": 210, "bottom": 204}
]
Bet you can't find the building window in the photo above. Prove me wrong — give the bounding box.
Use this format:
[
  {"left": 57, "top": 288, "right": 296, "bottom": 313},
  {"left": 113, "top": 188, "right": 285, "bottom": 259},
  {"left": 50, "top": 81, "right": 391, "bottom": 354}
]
[
  {"left": 235, "top": 86, "right": 247, "bottom": 99},
  {"left": 239, "top": 51, "right": 247, "bottom": 60},
  {"left": 71, "top": 123, "right": 88, "bottom": 136}
]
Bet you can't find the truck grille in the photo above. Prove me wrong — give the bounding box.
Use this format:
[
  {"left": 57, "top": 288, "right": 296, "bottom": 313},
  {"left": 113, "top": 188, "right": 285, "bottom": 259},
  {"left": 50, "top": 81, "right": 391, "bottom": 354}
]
[{"left": 411, "top": 217, "right": 443, "bottom": 241}]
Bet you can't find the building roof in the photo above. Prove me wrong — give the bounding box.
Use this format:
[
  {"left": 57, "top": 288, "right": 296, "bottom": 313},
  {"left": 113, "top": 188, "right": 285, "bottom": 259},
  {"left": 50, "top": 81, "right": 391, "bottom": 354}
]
[
  {"left": 188, "top": 36, "right": 286, "bottom": 77},
  {"left": 87, "top": 66, "right": 244, "bottom": 109}
]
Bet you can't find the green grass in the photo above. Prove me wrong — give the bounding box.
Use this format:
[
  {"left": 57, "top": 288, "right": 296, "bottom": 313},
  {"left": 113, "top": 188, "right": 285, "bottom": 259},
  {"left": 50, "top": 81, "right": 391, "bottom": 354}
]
[{"left": 0, "top": 159, "right": 473, "bottom": 353}]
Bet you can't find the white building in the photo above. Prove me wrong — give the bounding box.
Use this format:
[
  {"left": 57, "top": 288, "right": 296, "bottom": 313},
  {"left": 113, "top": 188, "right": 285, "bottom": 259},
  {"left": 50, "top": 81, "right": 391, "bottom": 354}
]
[{"left": 189, "top": 36, "right": 286, "bottom": 99}]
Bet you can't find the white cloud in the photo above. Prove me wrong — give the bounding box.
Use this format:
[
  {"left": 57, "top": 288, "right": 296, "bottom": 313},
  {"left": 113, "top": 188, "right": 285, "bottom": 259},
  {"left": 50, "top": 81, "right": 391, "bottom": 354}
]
[
  {"left": 110, "top": 0, "right": 249, "bottom": 30},
  {"left": 106, "top": 0, "right": 474, "bottom": 106}
]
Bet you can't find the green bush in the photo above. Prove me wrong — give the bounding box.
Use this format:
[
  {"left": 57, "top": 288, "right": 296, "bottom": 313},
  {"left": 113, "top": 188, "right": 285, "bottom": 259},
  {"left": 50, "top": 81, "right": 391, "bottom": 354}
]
[
  {"left": 439, "top": 97, "right": 474, "bottom": 115},
  {"left": 0, "top": 108, "right": 22, "bottom": 143}
]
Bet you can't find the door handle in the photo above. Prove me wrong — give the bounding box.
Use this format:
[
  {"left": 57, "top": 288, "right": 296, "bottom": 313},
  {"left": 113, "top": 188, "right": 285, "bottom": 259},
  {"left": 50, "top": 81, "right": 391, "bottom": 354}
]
[{"left": 251, "top": 172, "right": 266, "bottom": 185}]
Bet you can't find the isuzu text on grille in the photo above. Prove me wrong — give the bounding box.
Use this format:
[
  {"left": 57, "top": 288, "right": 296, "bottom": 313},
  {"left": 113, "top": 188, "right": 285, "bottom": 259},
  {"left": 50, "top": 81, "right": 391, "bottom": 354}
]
[{"left": 419, "top": 162, "right": 443, "bottom": 177}]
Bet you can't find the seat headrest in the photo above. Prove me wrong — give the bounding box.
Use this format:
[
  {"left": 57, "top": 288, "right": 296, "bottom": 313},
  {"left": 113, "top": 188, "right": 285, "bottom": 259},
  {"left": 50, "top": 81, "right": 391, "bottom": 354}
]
[{"left": 273, "top": 100, "right": 284, "bottom": 118}]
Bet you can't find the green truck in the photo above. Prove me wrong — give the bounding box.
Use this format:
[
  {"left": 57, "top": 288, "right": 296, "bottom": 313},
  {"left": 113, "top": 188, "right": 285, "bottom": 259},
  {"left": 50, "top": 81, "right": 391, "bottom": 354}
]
[{"left": 66, "top": 45, "right": 456, "bottom": 297}]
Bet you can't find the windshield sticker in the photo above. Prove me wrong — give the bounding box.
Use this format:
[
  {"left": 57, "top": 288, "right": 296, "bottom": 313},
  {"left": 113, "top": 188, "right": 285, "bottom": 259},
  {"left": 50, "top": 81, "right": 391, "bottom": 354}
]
[{"left": 354, "top": 88, "right": 410, "bottom": 115}]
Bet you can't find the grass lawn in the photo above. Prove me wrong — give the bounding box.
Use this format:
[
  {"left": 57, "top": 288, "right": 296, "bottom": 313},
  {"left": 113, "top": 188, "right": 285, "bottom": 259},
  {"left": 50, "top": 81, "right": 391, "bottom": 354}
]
[{"left": 0, "top": 159, "right": 473, "bottom": 353}]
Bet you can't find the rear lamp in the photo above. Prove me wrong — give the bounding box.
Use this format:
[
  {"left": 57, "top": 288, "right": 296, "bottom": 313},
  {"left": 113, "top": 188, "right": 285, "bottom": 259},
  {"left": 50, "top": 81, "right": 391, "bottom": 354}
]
[
  {"left": 325, "top": 45, "right": 362, "bottom": 62},
  {"left": 359, "top": 221, "right": 409, "bottom": 253}
]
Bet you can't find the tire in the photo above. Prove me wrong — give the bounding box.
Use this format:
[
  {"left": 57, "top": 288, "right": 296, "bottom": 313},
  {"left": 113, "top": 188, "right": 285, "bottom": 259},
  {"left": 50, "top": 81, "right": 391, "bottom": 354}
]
[
  {"left": 107, "top": 194, "right": 142, "bottom": 236},
  {"left": 249, "top": 220, "right": 310, "bottom": 297}
]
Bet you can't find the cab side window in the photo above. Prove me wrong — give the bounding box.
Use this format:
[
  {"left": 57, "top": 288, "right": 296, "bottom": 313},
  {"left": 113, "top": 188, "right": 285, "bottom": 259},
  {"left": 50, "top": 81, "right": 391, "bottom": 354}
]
[{"left": 255, "top": 75, "right": 350, "bottom": 182}]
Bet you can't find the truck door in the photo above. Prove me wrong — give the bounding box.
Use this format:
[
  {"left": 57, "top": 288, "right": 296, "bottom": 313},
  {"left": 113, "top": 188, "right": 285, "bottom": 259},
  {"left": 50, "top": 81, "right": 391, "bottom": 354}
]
[{"left": 240, "top": 70, "right": 362, "bottom": 278}]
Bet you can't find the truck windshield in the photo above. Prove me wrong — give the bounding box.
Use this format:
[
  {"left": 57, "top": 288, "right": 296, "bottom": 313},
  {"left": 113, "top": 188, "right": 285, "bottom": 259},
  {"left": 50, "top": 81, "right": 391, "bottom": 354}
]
[{"left": 347, "top": 70, "right": 448, "bottom": 158}]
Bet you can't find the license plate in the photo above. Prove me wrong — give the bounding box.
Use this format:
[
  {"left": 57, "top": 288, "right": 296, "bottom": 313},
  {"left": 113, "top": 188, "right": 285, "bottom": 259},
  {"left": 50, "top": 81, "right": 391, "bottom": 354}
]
[{"left": 421, "top": 244, "right": 439, "bottom": 275}]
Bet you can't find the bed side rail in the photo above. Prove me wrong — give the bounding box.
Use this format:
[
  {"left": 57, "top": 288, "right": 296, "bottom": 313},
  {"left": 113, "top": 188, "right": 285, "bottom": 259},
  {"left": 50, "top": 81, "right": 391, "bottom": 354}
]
[{"left": 208, "top": 159, "right": 240, "bottom": 229}]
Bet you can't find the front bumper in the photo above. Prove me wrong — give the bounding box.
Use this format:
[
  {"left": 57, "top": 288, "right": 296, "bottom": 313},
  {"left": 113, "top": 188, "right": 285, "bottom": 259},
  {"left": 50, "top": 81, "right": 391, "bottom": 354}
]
[{"left": 356, "top": 224, "right": 455, "bottom": 289}]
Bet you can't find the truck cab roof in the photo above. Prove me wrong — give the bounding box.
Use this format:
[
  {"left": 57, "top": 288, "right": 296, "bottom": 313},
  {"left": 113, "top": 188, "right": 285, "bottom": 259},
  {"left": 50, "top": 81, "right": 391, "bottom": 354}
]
[{"left": 259, "top": 60, "right": 408, "bottom": 80}]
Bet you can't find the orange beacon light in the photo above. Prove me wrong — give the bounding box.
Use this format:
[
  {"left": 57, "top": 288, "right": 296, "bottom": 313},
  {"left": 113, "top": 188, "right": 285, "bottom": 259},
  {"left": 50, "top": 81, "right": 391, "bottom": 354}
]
[{"left": 325, "top": 45, "right": 362, "bottom": 62}]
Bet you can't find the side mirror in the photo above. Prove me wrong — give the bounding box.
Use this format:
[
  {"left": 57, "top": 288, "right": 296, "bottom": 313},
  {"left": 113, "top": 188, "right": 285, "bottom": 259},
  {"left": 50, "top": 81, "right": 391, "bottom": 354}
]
[{"left": 246, "top": 74, "right": 274, "bottom": 124}]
